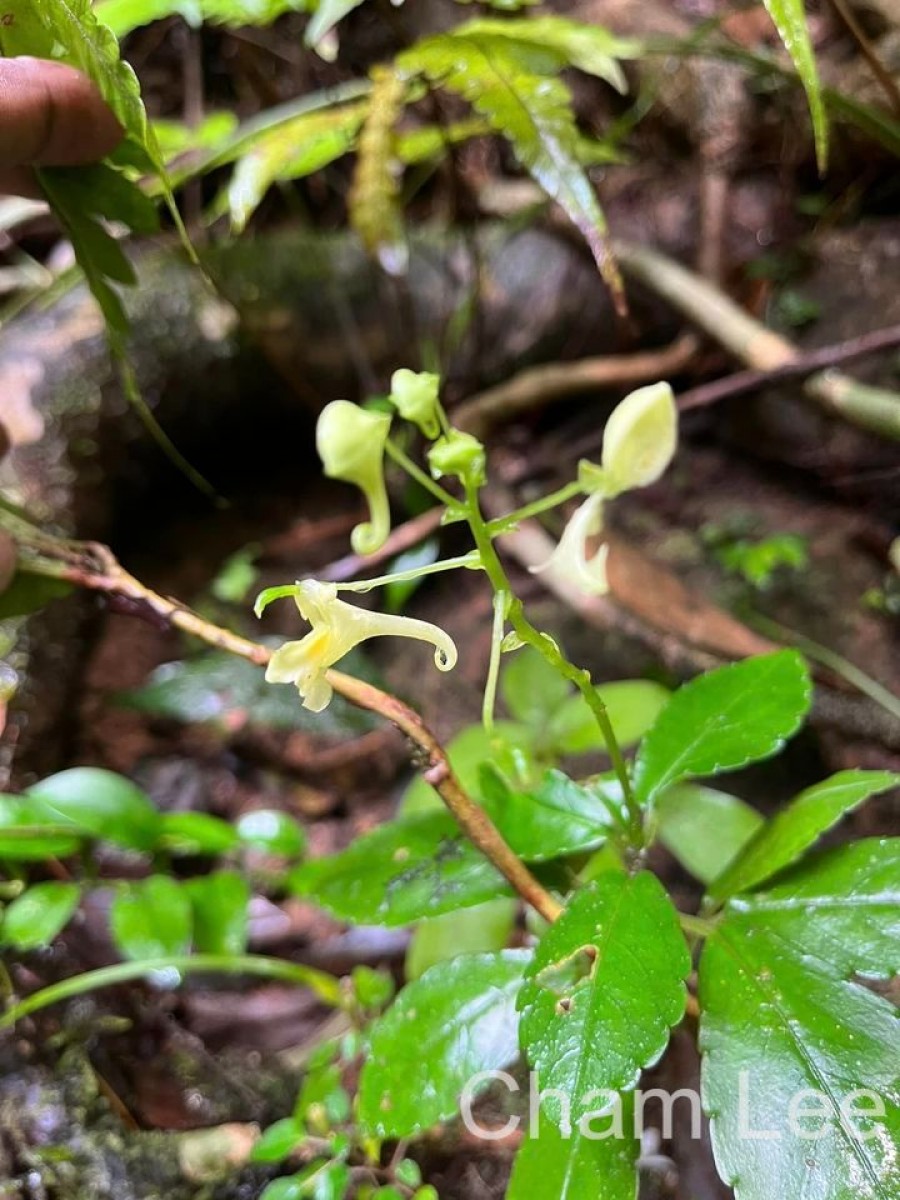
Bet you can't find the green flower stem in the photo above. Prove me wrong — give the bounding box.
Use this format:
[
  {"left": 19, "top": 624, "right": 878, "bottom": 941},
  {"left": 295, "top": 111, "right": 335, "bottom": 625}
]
[
  {"left": 463, "top": 482, "right": 643, "bottom": 845},
  {"left": 1, "top": 955, "right": 343, "bottom": 1027},
  {"left": 486, "top": 480, "right": 583, "bottom": 536},
  {"left": 679, "top": 912, "right": 718, "bottom": 940},
  {"left": 384, "top": 439, "right": 460, "bottom": 511},
  {"left": 336, "top": 551, "right": 481, "bottom": 593}
]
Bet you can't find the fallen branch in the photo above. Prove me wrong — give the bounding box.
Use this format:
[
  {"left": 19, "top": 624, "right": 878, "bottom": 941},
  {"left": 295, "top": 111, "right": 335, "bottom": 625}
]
[
  {"left": 454, "top": 334, "right": 699, "bottom": 437},
  {"left": 2, "top": 509, "right": 562, "bottom": 925},
  {"left": 614, "top": 241, "right": 900, "bottom": 441}
]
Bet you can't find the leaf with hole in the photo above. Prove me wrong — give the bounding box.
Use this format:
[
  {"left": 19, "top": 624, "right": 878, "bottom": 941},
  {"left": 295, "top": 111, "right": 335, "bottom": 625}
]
[{"left": 518, "top": 871, "right": 689, "bottom": 1126}]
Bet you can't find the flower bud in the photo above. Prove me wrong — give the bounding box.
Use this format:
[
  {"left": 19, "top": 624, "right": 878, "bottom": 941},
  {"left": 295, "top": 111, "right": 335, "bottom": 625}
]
[
  {"left": 390, "top": 369, "right": 441, "bottom": 438},
  {"left": 316, "top": 400, "right": 392, "bottom": 555},
  {"left": 601, "top": 381, "right": 677, "bottom": 496},
  {"left": 427, "top": 430, "right": 486, "bottom": 488}
]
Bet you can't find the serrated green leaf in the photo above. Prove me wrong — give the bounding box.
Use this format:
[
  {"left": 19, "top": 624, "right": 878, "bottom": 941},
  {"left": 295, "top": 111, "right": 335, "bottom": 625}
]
[
  {"left": 186, "top": 871, "right": 249, "bottom": 955},
  {"left": 228, "top": 104, "right": 364, "bottom": 233},
  {"left": 709, "top": 770, "right": 899, "bottom": 901},
  {"left": 518, "top": 872, "right": 690, "bottom": 1126},
  {"left": 700, "top": 918, "right": 900, "bottom": 1200},
  {"left": 507, "top": 1093, "right": 639, "bottom": 1199},
  {"left": 723, "top": 838, "right": 900, "bottom": 980},
  {"left": 27, "top": 768, "right": 162, "bottom": 852},
  {"left": 762, "top": 0, "right": 827, "bottom": 169},
  {"left": 548, "top": 679, "right": 672, "bottom": 755},
  {"left": 349, "top": 65, "right": 408, "bottom": 274},
  {"left": 289, "top": 812, "right": 511, "bottom": 925},
  {"left": 406, "top": 898, "right": 517, "bottom": 979},
  {"left": 480, "top": 766, "right": 616, "bottom": 861},
  {"left": 633, "top": 651, "right": 811, "bottom": 809},
  {"left": 160, "top": 812, "right": 239, "bottom": 855},
  {"left": 2, "top": 882, "right": 80, "bottom": 950},
  {"left": 110, "top": 875, "right": 193, "bottom": 960},
  {"left": 656, "top": 783, "right": 763, "bottom": 885},
  {"left": 358, "top": 950, "right": 529, "bottom": 1137},
  {"left": 398, "top": 29, "right": 623, "bottom": 304}
]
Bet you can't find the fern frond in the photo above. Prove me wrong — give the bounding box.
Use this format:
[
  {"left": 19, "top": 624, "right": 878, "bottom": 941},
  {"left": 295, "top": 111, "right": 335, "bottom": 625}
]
[
  {"left": 399, "top": 30, "right": 625, "bottom": 310},
  {"left": 228, "top": 103, "right": 366, "bottom": 232},
  {"left": 453, "top": 15, "right": 637, "bottom": 93},
  {"left": 349, "top": 65, "right": 409, "bottom": 275},
  {"left": 96, "top": 0, "right": 314, "bottom": 38}
]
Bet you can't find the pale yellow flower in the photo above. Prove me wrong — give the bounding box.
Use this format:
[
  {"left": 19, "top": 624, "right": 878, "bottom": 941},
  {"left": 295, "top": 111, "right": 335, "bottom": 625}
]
[
  {"left": 264, "top": 580, "right": 458, "bottom": 712},
  {"left": 531, "top": 492, "right": 610, "bottom": 596}
]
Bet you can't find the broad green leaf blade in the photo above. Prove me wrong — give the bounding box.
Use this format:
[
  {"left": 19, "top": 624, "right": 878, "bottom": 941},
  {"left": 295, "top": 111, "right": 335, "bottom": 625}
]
[
  {"left": 724, "top": 838, "right": 900, "bottom": 980},
  {"left": 159, "top": 812, "right": 239, "bottom": 856},
  {"left": 0, "top": 796, "right": 80, "bottom": 860},
  {"left": 288, "top": 812, "right": 511, "bottom": 926},
  {"left": 406, "top": 898, "right": 517, "bottom": 980},
  {"left": 656, "top": 783, "right": 763, "bottom": 885},
  {"left": 518, "top": 872, "right": 690, "bottom": 1125},
  {"left": 110, "top": 876, "right": 193, "bottom": 960},
  {"left": 633, "top": 651, "right": 811, "bottom": 809},
  {"left": 762, "top": 0, "right": 828, "bottom": 169},
  {"left": 398, "top": 31, "right": 624, "bottom": 307},
  {"left": 186, "top": 872, "right": 249, "bottom": 955},
  {"left": 480, "top": 766, "right": 616, "bottom": 861},
  {"left": 358, "top": 950, "right": 529, "bottom": 1137},
  {"left": 700, "top": 921, "right": 900, "bottom": 1200},
  {"left": 236, "top": 809, "right": 306, "bottom": 857},
  {"left": 709, "top": 770, "right": 899, "bottom": 901},
  {"left": 548, "top": 679, "right": 672, "bottom": 755},
  {"left": 2, "top": 882, "right": 80, "bottom": 950},
  {"left": 27, "top": 768, "right": 162, "bottom": 852},
  {"left": 507, "top": 1094, "right": 639, "bottom": 1200},
  {"left": 349, "top": 65, "right": 408, "bottom": 274}
]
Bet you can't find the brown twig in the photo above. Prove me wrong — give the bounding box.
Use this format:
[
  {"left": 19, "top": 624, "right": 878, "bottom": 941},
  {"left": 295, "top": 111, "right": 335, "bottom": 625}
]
[
  {"left": 453, "top": 334, "right": 699, "bottom": 438},
  {"left": 826, "top": 0, "right": 900, "bottom": 118},
  {"left": 4, "top": 513, "right": 562, "bottom": 924},
  {"left": 678, "top": 322, "right": 900, "bottom": 411},
  {"left": 614, "top": 240, "right": 900, "bottom": 441}
]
